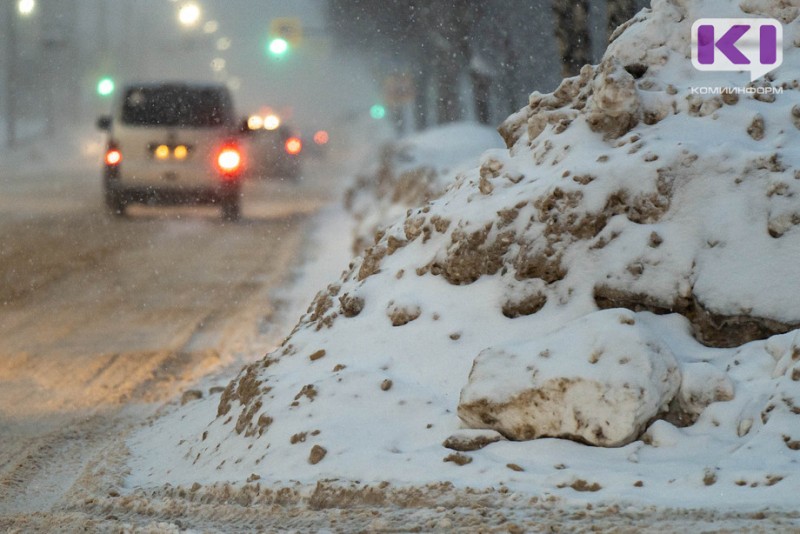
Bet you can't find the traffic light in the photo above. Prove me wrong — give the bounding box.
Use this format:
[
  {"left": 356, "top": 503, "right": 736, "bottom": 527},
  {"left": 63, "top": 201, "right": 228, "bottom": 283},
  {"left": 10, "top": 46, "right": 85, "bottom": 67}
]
[
  {"left": 268, "top": 37, "right": 289, "bottom": 57},
  {"left": 267, "top": 18, "right": 302, "bottom": 59},
  {"left": 370, "top": 104, "right": 386, "bottom": 120},
  {"left": 97, "top": 77, "right": 115, "bottom": 97}
]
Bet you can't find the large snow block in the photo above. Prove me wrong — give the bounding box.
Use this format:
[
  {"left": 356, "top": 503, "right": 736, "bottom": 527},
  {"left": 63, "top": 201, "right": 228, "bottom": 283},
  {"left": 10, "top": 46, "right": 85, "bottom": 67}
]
[{"left": 458, "top": 309, "right": 680, "bottom": 447}]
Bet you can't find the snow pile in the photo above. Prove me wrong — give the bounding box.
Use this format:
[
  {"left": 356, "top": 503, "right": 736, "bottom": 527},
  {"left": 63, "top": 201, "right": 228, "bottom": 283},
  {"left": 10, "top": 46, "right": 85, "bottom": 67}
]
[
  {"left": 129, "top": 0, "right": 800, "bottom": 510},
  {"left": 344, "top": 122, "right": 503, "bottom": 253}
]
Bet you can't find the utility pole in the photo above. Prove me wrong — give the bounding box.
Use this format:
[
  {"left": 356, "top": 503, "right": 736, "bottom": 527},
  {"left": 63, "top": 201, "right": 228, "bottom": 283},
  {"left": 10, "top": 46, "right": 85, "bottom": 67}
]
[
  {"left": 5, "top": 1, "right": 19, "bottom": 148},
  {"left": 40, "top": 0, "right": 77, "bottom": 136}
]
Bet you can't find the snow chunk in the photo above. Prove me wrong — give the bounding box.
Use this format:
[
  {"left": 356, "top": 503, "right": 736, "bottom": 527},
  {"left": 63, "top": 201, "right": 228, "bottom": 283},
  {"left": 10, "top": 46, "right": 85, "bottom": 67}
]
[
  {"left": 586, "top": 59, "right": 641, "bottom": 138},
  {"left": 458, "top": 309, "right": 680, "bottom": 447},
  {"left": 674, "top": 362, "right": 734, "bottom": 420}
]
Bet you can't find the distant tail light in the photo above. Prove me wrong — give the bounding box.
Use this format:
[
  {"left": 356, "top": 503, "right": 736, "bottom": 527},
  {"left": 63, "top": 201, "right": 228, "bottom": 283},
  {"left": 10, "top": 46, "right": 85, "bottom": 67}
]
[
  {"left": 105, "top": 148, "right": 122, "bottom": 166},
  {"left": 247, "top": 115, "right": 264, "bottom": 130},
  {"left": 313, "top": 130, "right": 329, "bottom": 145},
  {"left": 264, "top": 114, "right": 281, "bottom": 131},
  {"left": 284, "top": 136, "right": 302, "bottom": 155},
  {"left": 216, "top": 145, "right": 242, "bottom": 178}
]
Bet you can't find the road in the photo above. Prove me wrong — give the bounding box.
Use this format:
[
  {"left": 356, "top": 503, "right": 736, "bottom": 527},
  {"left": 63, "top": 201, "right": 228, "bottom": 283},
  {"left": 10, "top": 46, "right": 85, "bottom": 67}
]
[{"left": 0, "top": 152, "right": 337, "bottom": 526}]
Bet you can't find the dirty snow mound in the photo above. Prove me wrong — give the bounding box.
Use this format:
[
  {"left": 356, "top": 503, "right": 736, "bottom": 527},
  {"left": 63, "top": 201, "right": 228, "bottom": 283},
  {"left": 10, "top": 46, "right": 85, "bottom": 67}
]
[{"left": 128, "top": 0, "right": 800, "bottom": 511}]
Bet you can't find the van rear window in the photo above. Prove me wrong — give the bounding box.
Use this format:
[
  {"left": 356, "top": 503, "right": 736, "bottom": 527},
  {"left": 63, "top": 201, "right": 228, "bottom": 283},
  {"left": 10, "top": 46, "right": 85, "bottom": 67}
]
[{"left": 121, "top": 86, "right": 233, "bottom": 127}]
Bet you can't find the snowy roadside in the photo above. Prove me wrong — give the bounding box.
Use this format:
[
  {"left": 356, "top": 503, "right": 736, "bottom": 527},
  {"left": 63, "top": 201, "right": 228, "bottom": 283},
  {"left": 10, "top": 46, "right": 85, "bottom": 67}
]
[
  {"left": 0, "top": 124, "right": 104, "bottom": 175},
  {"left": 120, "top": 154, "right": 800, "bottom": 527},
  {"left": 51, "top": 219, "right": 800, "bottom": 532},
  {"left": 70, "top": 1, "right": 800, "bottom": 531},
  {"left": 118, "top": 2, "right": 800, "bottom": 531},
  {"left": 147, "top": 201, "right": 358, "bottom": 411}
]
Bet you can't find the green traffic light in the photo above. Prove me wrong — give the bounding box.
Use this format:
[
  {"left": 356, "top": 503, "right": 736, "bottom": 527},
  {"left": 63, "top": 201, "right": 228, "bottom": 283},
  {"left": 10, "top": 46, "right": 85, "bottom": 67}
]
[
  {"left": 268, "top": 38, "right": 289, "bottom": 56},
  {"left": 97, "top": 77, "right": 115, "bottom": 96},
  {"left": 370, "top": 104, "right": 386, "bottom": 120}
]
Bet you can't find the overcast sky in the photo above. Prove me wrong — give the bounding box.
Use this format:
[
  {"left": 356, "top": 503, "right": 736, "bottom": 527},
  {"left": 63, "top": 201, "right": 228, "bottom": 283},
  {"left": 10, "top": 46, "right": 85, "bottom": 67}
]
[{"left": 94, "top": 0, "right": 374, "bottom": 132}]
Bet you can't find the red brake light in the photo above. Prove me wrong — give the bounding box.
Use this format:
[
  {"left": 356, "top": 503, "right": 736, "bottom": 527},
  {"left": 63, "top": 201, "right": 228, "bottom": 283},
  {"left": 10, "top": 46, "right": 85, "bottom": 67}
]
[
  {"left": 216, "top": 146, "right": 242, "bottom": 177},
  {"left": 105, "top": 148, "right": 122, "bottom": 166},
  {"left": 313, "top": 130, "right": 329, "bottom": 145},
  {"left": 285, "top": 137, "right": 302, "bottom": 155}
]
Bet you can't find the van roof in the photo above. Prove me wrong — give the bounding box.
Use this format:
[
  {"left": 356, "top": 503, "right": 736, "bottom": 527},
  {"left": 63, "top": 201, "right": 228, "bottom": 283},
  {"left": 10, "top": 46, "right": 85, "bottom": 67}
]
[
  {"left": 119, "top": 84, "right": 235, "bottom": 128},
  {"left": 123, "top": 81, "right": 229, "bottom": 91}
]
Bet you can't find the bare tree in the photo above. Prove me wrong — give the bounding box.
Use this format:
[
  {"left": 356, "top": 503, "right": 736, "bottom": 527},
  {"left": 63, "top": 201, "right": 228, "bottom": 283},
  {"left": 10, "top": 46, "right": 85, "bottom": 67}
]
[
  {"left": 553, "top": 0, "right": 641, "bottom": 79},
  {"left": 428, "top": 0, "right": 474, "bottom": 124},
  {"left": 552, "top": 0, "right": 591, "bottom": 78},
  {"left": 327, "top": 0, "right": 561, "bottom": 129},
  {"left": 469, "top": 54, "right": 493, "bottom": 125},
  {"left": 607, "top": 0, "right": 638, "bottom": 36}
]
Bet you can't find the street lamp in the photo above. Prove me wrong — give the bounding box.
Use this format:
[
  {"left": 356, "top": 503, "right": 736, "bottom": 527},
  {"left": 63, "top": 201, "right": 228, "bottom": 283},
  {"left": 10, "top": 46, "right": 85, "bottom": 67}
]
[
  {"left": 5, "top": 0, "right": 37, "bottom": 147},
  {"left": 17, "top": 0, "right": 35, "bottom": 16},
  {"left": 178, "top": 2, "right": 201, "bottom": 27}
]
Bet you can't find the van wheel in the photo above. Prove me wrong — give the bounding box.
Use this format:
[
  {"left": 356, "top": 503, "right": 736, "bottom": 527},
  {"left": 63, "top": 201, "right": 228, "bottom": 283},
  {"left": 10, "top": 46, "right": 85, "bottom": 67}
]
[
  {"left": 105, "top": 190, "right": 126, "bottom": 217},
  {"left": 221, "top": 197, "right": 240, "bottom": 222}
]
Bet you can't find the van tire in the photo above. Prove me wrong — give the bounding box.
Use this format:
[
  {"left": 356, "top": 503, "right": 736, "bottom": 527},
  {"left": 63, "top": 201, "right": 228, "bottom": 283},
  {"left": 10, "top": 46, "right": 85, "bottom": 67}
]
[
  {"left": 105, "top": 190, "right": 126, "bottom": 217},
  {"left": 221, "top": 197, "right": 240, "bottom": 222}
]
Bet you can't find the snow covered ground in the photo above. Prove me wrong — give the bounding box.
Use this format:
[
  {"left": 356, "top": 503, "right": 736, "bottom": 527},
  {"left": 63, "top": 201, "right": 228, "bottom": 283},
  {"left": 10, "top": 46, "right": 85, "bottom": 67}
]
[{"left": 123, "top": 0, "right": 800, "bottom": 529}]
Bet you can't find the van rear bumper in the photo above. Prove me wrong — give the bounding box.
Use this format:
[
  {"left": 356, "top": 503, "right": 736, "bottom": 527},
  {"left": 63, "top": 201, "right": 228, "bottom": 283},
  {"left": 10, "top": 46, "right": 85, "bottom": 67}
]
[{"left": 106, "top": 182, "right": 239, "bottom": 206}]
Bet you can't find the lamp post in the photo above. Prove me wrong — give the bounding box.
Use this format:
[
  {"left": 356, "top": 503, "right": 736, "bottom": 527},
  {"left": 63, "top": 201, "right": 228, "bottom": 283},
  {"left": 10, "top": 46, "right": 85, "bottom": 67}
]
[{"left": 4, "top": 2, "right": 22, "bottom": 147}]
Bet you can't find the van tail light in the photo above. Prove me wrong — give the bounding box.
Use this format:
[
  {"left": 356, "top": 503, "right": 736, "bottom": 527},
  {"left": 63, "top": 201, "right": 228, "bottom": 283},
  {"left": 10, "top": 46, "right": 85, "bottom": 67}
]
[
  {"left": 105, "top": 148, "right": 122, "bottom": 166},
  {"left": 216, "top": 145, "right": 242, "bottom": 179},
  {"left": 284, "top": 137, "right": 302, "bottom": 155}
]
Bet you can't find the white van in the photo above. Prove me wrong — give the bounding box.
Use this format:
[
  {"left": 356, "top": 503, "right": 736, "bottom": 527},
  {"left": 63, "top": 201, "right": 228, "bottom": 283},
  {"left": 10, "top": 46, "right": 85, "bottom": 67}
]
[{"left": 97, "top": 82, "right": 245, "bottom": 221}]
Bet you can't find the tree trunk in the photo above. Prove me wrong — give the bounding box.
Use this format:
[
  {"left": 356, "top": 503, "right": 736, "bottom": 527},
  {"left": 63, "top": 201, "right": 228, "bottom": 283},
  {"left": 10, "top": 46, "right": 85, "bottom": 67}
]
[
  {"left": 607, "top": 0, "right": 637, "bottom": 37},
  {"left": 413, "top": 61, "right": 430, "bottom": 131},
  {"left": 552, "top": 0, "right": 591, "bottom": 78},
  {"left": 470, "top": 71, "right": 491, "bottom": 125},
  {"left": 435, "top": 59, "right": 461, "bottom": 124},
  {"left": 390, "top": 104, "right": 406, "bottom": 135},
  {"left": 502, "top": 35, "right": 522, "bottom": 116}
]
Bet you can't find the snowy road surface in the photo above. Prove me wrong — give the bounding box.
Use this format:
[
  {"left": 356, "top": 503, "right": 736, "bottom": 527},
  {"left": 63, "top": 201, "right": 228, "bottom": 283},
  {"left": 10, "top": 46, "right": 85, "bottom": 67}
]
[{"left": 0, "top": 152, "right": 340, "bottom": 529}]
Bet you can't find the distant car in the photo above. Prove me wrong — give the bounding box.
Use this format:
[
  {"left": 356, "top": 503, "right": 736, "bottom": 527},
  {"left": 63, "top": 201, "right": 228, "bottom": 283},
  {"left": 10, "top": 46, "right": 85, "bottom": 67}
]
[
  {"left": 97, "top": 82, "right": 245, "bottom": 221},
  {"left": 240, "top": 117, "right": 302, "bottom": 180}
]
